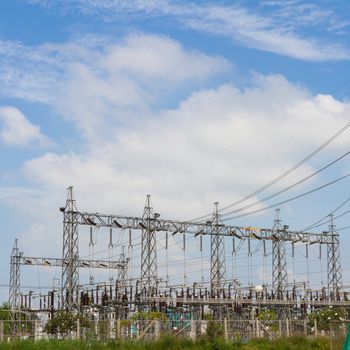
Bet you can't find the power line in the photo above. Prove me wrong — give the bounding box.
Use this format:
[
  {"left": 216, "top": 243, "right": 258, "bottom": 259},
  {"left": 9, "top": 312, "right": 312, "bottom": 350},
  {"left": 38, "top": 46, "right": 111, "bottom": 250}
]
[
  {"left": 219, "top": 150, "right": 350, "bottom": 218},
  {"left": 221, "top": 172, "right": 350, "bottom": 221},
  {"left": 192, "top": 120, "right": 350, "bottom": 222},
  {"left": 302, "top": 205, "right": 350, "bottom": 231}
]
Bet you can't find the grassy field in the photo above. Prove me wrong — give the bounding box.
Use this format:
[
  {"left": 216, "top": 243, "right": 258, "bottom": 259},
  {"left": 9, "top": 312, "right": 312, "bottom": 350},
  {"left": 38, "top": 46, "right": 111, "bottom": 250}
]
[{"left": 0, "top": 336, "right": 343, "bottom": 350}]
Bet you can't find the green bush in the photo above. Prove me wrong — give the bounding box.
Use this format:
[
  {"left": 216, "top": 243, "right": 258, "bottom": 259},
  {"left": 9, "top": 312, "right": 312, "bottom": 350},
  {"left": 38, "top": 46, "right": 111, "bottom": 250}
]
[
  {"left": 44, "top": 312, "right": 93, "bottom": 338},
  {"left": 308, "top": 306, "right": 347, "bottom": 331}
]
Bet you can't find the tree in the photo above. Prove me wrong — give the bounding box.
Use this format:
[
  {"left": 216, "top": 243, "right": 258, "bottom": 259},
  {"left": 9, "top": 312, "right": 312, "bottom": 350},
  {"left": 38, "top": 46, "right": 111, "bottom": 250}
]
[
  {"left": 44, "top": 312, "right": 92, "bottom": 338},
  {"left": 308, "top": 306, "right": 347, "bottom": 332}
]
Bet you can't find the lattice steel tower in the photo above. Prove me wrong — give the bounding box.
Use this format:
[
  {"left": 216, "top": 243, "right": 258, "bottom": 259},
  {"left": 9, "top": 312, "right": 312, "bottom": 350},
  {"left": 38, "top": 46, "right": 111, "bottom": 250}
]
[
  {"left": 9, "top": 239, "right": 21, "bottom": 335},
  {"left": 61, "top": 186, "right": 79, "bottom": 310},
  {"left": 272, "top": 209, "right": 288, "bottom": 300},
  {"left": 327, "top": 215, "right": 342, "bottom": 299},
  {"left": 210, "top": 202, "right": 226, "bottom": 294},
  {"left": 140, "top": 195, "right": 158, "bottom": 294}
]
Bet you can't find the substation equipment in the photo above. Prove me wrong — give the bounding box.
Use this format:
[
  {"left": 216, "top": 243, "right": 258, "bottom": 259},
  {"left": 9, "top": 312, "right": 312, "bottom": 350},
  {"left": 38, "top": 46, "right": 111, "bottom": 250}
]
[{"left": 8, "top": 187, "right": 348, "bottom": 337}]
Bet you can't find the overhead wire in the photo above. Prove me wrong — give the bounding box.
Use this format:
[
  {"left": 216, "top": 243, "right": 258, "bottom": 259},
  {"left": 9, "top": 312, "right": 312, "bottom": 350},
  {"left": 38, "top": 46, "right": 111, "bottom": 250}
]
[
  {"left": 218, "top": 150, "right": 350, "bottom": 218},
  {"left": 301, "top": 196, "right": 350, "bottom": 231},
  {"left": 221, "top": 172, "right": 350, "bottom": 221},
  {"left": 192, "top": 120, "right": 350, "bottom": 222}
]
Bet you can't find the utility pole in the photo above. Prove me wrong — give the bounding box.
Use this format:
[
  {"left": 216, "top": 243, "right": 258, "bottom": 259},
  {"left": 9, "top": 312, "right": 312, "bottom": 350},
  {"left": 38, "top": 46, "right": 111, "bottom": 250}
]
[
  {"left": 210, "top": 202, "right": 226, "bottom": 319},
  {"left": 9, "top": 239, "right": 21, "bottom": 336},
  {"left": 327, "top": 215, "right": 342, "bottom": 300},
  {"left": 140, "top": 195, "right": 158, "bottom": 296},
  {"left": 272, "top": 209, "right": 288, "bottom": 300},
  {"left": 61, "top": 186, "right": 79, "bottom": 310},
  {"left": 210, "top": 202, "right": 226, "bottom": 294}
]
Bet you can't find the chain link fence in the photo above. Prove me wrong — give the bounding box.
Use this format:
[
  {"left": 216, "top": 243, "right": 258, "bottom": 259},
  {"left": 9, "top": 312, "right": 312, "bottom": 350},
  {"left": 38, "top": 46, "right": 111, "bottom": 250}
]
[{"left": 0, "top": 318, "right": 349, "bottom": 343}]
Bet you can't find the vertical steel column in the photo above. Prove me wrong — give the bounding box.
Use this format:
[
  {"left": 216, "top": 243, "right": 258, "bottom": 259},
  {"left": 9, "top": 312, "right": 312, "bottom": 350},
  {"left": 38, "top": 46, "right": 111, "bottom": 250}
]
[
  {"left": 118, "top": 247, "right": 128, "bottom": 285},
  {"left": 210, "top": 202, "right": 226, "bottom": 294},
  {"left": 272, "top": 209, "right": 288, "bottom": 300},
  {"left": 210, "top": 202, "right": 227, "bottom": 320},
  {"left": 61, "top": 186, "right": 79, "bottom": 310},
  {"left": 116, "top": 247, "right": 129, "bottom": 319},
  {"left": 9, "top": 239, "right": 21, "bottom": 336},
  {"left": 140, "top": 195, "right": 158, "bottom": 295},
  {"left": 327, "top": 215, "right": 342, "bottom": 300}
]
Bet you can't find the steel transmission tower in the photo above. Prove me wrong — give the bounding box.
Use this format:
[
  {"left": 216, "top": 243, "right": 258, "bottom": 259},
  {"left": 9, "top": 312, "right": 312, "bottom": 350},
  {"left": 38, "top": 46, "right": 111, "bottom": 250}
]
[
  {"left": 327, "top": 215, "right": 342, "bottom": 299},
  {"left": 140, "top": 195, "right": 158, "bottom": 294},
  {"left": 272, "top": 209, "right": 288, "bottom": 300},
  {"left": 9, "top": 239, "right": 21, "bottom": 335},
  {"left": 210, "top": 202, "right": 226, "bottom": 294},
  {"left": 61, "top": 186, "right": 79, "bottom": 310}
]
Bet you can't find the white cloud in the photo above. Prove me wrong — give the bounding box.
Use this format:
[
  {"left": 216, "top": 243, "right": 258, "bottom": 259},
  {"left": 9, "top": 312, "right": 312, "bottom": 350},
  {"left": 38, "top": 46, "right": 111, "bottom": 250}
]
[
  {"left": 184, "top": 4, "right": 350, "bottom": 61},
  {"left": 1, "top": 33, "right": 349, "bottom": 296},
  {"left": 55, "top": 33, "right": 229, "bottom": 141},
  {"left": 22, "top": 72, "right": 350, "bottom": 225},
  {"left": 101, "top": 33, "right": 229, "bottom": 82},
  {"left": 0, "top": 107, "right": 51, "bottom": 147},
  {"left": 25, "top": 0, "right": 350, "bottom": 61}
]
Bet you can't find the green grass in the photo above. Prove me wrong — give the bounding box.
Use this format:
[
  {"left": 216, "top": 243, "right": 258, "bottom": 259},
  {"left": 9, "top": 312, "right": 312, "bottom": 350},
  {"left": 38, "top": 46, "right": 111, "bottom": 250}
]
[{"left": 0, "top": 336, "right": 339, "bottom": 350}]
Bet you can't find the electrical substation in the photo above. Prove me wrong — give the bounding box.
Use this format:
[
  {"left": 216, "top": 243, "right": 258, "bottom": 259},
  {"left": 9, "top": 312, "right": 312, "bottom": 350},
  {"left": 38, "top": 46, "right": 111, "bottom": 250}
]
[{"left": 7, "top": 185, "right": 348, "bottom": 340}]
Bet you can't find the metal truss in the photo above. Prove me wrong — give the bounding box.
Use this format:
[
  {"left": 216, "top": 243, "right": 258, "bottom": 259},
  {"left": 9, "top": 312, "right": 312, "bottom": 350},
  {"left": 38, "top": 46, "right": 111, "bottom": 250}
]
[
  {"left": 9, "top": 239, "right": 21, "bottom": 335},
  {"left": 8, "top": 186, "right": 345, "bottom": 325},
  {"left": 272, "top": 209, "right": 288, "bottom": 300},
  {"left": 8, "top": 239, "right": 128, "bottom": 325},
  {"left": 327, "top": 215, "right": 342, "bottom": 297},
  {"left": 17, "top": 256, "right": 126, "bottom": 269},
  {"left": 61, "top": 186, "right": 80, "bottom": 310},
  {"left": 210, "top": 202, "right": 227, "bottom": 319},
  {"left": 211, "top": 202, "right": 226, "bottom": 293},
  {"left": 55, "top": 188, "right": 342, "bottom": 310},
  {"left": 71, "top": 209, "right": 332, "bottom": 244},
  {"left": 140, "top": 195, "right": 158, "bottom": 293}
]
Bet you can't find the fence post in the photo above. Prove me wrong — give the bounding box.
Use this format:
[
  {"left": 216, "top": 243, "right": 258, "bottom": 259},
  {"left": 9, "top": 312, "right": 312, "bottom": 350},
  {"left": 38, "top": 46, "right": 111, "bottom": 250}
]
[
  {"left": 314, "top": 318, "right": 318, "bottom": 337},
  {"left": 76, "top": 318, "right": 80, "bottom": 340},
  {"left": 154, "top": 320, "right": 160, "bottom": 340},
  {"left": 190, "top": 320, "right": 196, "bottom": 341},
  {"left": 286, "top": 318, "right": 290, "bottom": 337},
  {"left": 256, "top": 319, "right": 260, "bottom": 338},
  {"left": 34, "top": 320, "right": 39, "bottom": 341},
  {"left": 116, "top": 320, "right": 121, "bottom": 339},
  {"left": 109, "top": 319, "right": 115, "bottom": 339},
  {"left": 0, "top": 320, "right": 3, "bottom": 342},
  {"left": 279, "top": 320, "right": 282, "bottom": 337},
  {"left": 224, "top": 318, "right": 228, "bottom": 341}
]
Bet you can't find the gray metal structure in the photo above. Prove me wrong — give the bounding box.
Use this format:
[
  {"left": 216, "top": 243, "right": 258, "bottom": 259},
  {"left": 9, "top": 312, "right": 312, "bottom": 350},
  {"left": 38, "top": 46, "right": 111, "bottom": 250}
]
[
  {"left": 327, "top": 215, "right": 343, "bottom": 298},
  {"left": 72, "top": 210, "right": 333, "bottom": 244},
  {"left": 140, "top": 195, "right": 158, "bottom": 294},
  {"left": 8, "top": 239, "right": 127, "bottom": 324},
  {"left": 61, "top": 186, "right": 79, "bottom": 310},
  {"left": 9, "top": 239, "right": 21, "bottom": 335},
  {"left": 210, "top": 202, "right": 226, "bottom": 294},
  {"left": 272, "top": 209, "right": 288, "bottom": 300},
  {"left": 8, "top": 187, "right": 345, "bottom": 325},
  {"left": 16, "top": 256, "right": 126, "bottom": 270}
]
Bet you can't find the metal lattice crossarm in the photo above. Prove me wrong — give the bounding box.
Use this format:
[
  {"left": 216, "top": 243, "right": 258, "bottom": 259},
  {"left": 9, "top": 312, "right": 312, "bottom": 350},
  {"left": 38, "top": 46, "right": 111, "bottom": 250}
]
[
  {"left": 71, "top": 211, "right": 330, "bottom": 244},
  {"left": 17, "top": 255, "right": 127, "bottom": 269}
]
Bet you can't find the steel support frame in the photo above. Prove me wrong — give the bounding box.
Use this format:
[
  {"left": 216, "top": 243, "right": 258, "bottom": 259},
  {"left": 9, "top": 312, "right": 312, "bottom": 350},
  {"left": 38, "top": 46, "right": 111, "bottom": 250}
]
[
  {"left": 140, "top": 195, "right": 158, "bottom": 295},
  {"left": 9, "top": 239, "right": 21, "bottom": 336},
  {"left": 327, "top": 215, "right": 342, "bottom": 299},
  {"left": 61, "top": 186, "right": 79, "bottom": 310},
  {"left": 272, "top": 210, "right": 288, "bottom": 300}
]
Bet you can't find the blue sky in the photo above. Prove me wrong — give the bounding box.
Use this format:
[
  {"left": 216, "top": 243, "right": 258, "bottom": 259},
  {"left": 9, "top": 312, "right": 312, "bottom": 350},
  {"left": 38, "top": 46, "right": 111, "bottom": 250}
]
[{"left": 1, "top": 0, "right": 350, "bottom": 302}]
